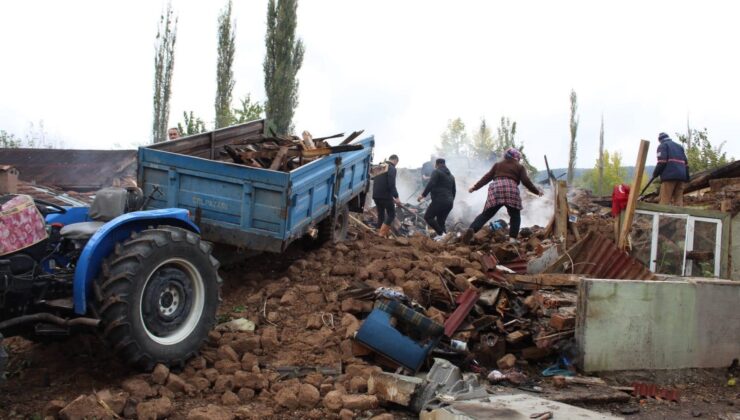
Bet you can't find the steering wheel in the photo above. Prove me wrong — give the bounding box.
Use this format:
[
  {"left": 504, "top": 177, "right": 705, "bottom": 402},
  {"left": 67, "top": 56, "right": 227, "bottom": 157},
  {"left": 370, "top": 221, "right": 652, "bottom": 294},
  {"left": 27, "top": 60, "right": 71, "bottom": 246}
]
[{"left": 34, "top": 198, "right": 67, "bottom": 215}]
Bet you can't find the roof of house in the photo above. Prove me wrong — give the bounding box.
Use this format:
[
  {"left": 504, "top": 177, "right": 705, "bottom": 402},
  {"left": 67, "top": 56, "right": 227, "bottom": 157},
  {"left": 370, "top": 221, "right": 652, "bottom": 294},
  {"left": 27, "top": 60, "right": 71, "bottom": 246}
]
[
  {"left": 0, "top": 148, "right": 137, "bottom": 191},
  {"left": 15, "top": 180, "right": 93, "bottom": 207}
]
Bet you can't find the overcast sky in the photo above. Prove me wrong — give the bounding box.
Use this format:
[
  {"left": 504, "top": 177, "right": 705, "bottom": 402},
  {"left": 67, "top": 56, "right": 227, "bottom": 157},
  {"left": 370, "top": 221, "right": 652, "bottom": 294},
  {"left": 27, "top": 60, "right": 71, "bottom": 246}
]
[{"left": 1, "top": 0, "right": 738, "bottom": 169}]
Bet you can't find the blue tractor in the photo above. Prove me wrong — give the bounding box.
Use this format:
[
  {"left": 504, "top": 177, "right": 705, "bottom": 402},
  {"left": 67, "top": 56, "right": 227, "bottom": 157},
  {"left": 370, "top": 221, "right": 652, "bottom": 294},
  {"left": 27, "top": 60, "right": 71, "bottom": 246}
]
[{"left": 0, "top": 187, "right": 221, "bottom": 378}]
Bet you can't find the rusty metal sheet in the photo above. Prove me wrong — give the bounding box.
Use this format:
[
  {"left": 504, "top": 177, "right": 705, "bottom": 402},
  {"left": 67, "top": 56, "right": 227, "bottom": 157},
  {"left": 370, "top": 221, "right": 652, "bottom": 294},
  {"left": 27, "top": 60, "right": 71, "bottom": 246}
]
[
  {"left": 444, "top": 288, "right": 479, "bottom": 338},
  {"left": 16, "top": 181, "right": 93, "bottom": 207},
  {"left": 479, "top": 253, "right": 499, "bottom": 273},
  {"left": 502, "top": 258, "right": 528, "bottom": 274},
  {"left": 0, "top": 148, "right": 136, "bottom": 191},
  {"left": 545, "top": 231, "right": 656, "bottom": 280}
]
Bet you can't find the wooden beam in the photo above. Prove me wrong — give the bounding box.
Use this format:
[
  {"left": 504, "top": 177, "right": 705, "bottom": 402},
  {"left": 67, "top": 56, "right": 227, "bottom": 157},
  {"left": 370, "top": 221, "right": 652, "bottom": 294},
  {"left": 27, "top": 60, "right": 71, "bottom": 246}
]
[
  {"left": 339, "top": 130, "right": 365, "bottom": 145},
  {"left": 569, "top": 221, "right": 582, "bottom": 242},
  {"left": 618, "top": 139, "right": 650, "bottom": 250},
  {"left": 555, "top": 181, "right": 569, "bottom": 246},
  {"left": 507, "top": 273, "right": 580, "bottom": 287},
  {"left": 269, "top": 146, "right": 290, "bottom": 171},
  {"left": 301, "top": 131, "right": 316, "bottom": 149}
]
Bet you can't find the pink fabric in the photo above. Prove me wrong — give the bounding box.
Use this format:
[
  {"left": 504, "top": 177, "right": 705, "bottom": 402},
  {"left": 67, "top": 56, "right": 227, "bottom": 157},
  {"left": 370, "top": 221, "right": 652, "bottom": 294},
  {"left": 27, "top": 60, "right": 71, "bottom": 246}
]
[
  {"left": 484, "top": 177, "right": 522, "bottom": 210},
  {"left": 0, "top": 195, "right": 48, "bottom": 256}
]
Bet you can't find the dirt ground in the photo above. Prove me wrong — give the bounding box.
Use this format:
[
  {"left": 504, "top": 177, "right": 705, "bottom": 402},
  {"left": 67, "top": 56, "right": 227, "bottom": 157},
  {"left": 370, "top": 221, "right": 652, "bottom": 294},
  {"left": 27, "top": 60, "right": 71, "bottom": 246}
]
[{"left": 0, "top": 228, "right": 738, "bottom": 419}]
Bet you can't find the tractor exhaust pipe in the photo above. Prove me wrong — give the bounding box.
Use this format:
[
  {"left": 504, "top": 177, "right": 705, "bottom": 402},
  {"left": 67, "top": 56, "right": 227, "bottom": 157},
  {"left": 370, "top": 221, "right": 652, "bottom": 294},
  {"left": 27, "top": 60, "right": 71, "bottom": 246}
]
[{"left": 0, "top": 313, "right": 100, "bottom": 331}]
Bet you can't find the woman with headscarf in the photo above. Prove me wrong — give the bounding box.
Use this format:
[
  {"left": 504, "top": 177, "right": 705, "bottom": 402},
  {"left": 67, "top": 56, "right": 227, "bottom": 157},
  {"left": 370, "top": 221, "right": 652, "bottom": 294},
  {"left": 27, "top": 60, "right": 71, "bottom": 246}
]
[{"left": 462, "top": 148, "right": 542, "bottom": 244}]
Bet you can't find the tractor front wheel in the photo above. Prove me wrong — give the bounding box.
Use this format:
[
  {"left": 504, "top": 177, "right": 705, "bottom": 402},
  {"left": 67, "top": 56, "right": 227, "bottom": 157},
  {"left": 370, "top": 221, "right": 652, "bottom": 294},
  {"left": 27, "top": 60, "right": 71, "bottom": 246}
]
[{"left": 96, "top": 226, "right": 221, "bottom": 370}]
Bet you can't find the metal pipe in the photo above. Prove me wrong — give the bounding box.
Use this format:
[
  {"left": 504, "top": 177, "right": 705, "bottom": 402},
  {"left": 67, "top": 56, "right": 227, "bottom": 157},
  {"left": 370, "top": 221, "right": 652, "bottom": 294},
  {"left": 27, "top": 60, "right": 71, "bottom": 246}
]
[{"left": 0, "top": 313, "right": 100, "bottom": 331}]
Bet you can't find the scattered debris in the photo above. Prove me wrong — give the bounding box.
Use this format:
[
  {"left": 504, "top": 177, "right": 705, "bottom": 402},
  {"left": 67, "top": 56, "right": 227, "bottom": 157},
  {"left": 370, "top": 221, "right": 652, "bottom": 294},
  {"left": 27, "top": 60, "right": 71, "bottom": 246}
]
[{"left": 632, "top": 382, "right": 681, "bottom": 402}]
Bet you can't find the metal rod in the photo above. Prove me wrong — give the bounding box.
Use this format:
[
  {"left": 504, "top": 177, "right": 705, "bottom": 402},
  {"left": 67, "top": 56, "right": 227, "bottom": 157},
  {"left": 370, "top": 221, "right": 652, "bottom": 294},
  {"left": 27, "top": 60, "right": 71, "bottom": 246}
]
[{"left": 0, "top": 313, "right": 100, "bottom": 331}]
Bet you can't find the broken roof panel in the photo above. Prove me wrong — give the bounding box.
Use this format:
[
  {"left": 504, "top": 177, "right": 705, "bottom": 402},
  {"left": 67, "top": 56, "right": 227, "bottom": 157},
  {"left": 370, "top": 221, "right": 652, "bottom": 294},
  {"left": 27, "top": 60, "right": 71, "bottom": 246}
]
[
  {"left": 544, "top": 231, "right": 656, "bottom": 280},
  {"left": 684, "top": 159, "right": 740, "bottom": 194},
  {"left": 0, "top": 148, "right": 137, "bottom": 191},
  {"left": 16, "top": 181, "right": 92, "bottom": 207}
]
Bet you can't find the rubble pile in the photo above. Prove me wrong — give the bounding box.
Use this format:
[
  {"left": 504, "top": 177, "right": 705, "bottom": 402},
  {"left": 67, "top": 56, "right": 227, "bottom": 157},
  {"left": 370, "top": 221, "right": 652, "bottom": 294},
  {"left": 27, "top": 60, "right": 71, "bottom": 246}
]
[
  {"left": 220, "top": 130, "right": 365, "bottom": 171},
  {"left": 39, "top": 226, "right": 587, "bottom": 418}
]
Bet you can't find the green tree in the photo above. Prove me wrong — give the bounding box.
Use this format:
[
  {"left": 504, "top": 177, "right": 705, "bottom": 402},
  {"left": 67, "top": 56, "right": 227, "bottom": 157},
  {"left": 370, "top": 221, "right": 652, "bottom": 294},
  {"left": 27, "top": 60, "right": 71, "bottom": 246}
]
[
  {"left": 0, "top": 130, "right": 21, "bottom": 148},
  {"left": 153, "top": 3, "right": 178, "bottom": 143},
  {"left": 437, "top": 118, "right": 469, "bottom": 157},
  {"left": 493, "top": 116, "right": 517, "bottom": 152},
  {"left": 579, "top": 149, "right": 626, "bottom": 195},
  {"left": 567, "top": 89, "right": 579, "bottom": 184},
  {"left": 178, "top": 111, "right": 207, "bottom": 136},
  {"left": 232, "top": 94, "right": 265, "bottom": 123},
  {"left": 598, "top": 114, "right": 605, "bottom": 196},
  {"left": 470, "top": 118, "right": 495, "bottom": 160},
  {"left": 676, "top": 128, "right": 731, "bottom": 173},
  {"left": 264, "top": 0, "right": 304, "bottom": 135},
  {"left": 493, "top": 116, "right": 536, "bottom": 174},
  {"left": 215, "top": 0, "right": 236, "bottom": 129}
]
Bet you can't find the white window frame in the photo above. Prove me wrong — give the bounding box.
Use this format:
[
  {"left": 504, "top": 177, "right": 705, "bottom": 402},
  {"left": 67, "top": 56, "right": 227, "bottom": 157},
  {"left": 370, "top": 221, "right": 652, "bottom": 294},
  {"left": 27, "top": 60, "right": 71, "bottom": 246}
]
[
  {"left": 684, "top": 216, "right": 723, "bottom": 277},
  {"left": 634, "top": 210, "right": 722, "bottom": 277}
]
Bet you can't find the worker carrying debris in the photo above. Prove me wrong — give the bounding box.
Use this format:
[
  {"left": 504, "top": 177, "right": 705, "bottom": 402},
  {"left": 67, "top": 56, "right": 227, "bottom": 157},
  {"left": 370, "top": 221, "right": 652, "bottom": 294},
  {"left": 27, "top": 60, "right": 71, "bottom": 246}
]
[
  {"left": 654, "top": 132, "right": 689, "bottom": 206},
  {"left": 462, "top": 148, "right": 543, "bottom": 244},
  {"left": 373, "top": 154, "right": 401, "bottom": 237},
  {"left": 417, "top": 158, "right": 456, "bottom": 239}
]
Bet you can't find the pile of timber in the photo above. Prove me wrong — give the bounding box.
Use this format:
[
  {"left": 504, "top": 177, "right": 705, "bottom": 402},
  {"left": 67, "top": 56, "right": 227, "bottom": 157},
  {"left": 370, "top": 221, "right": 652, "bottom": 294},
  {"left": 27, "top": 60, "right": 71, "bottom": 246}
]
[
  {"left": 222, "top": 129, "right": 366, "bottom": 171},
  {"left": 147, "top": 119, "right": 365, "bottom": 172}
]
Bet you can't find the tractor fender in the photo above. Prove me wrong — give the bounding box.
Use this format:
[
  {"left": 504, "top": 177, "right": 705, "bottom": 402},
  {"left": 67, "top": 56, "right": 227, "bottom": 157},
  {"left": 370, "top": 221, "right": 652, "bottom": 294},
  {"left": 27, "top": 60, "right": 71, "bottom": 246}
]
[{"left": 73, "top": 209, "right": 199, "bottom": 315}]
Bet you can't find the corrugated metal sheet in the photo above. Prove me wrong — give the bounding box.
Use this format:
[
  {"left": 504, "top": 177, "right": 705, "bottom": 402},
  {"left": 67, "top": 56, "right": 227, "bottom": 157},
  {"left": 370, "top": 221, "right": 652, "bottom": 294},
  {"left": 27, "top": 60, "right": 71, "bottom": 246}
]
[
  {"left": 16, "top": 181, "right": 92, "bottom": 207},
  {"left": 0, "top": 148, "right": 136, "bottom": 191},
  {"left": 502, "top": 258, "right": 528, "bottom": 274},
  {"left": 545, "top": 231, "right": 656, "bottom": 280}
]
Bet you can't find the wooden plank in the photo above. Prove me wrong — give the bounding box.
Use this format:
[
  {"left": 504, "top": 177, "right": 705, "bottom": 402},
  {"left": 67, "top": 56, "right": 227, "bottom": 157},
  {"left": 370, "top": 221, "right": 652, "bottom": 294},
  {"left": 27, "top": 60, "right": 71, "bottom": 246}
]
[
  {"left": 555, "top": 181, "right": 569, "bottom": 245},
  {"left": 269, "top": 146, "right": 290, "bottom": 171},
  {"left": 709, "top": 177, "right": 740, "bottom": 193},
  {"left": 339, "top": 130, "right": 365, "bottom": 145},
  {"left": 148, "top": 121, "right": 265, "bottom": 155},
  {"left": 508, "top": 273, "right": 580, "bottom": 287},
  {"left": 301, "top": 131, "right": 316, "bottom": 150},
  {"left": 618, "top": 140, "right": 649, "bottom": 250},
  {"left": 569, "top": 221, "right": 581, "bottom": 242}
]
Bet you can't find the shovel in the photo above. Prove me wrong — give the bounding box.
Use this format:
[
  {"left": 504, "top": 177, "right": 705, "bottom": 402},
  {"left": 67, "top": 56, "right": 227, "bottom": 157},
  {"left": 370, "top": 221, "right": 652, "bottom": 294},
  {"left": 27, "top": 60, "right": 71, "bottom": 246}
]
[{"left": 638, "top": 176, "right": 657, "bottom": 201}]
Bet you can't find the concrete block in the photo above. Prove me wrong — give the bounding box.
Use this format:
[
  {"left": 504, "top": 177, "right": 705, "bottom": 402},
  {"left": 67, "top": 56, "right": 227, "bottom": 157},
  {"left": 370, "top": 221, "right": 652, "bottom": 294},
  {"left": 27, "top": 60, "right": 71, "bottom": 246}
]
[
  {"left": 577, "top": 278, "right": 740, "bottom": 371},
  {"left": 367, "top": 371, "right": 423, "bottom": 407}
]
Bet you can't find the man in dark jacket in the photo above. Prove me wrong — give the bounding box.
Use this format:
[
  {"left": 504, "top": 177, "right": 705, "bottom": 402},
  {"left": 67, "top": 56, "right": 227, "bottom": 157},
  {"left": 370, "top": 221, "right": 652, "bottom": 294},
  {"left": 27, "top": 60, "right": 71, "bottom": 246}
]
[
  {"left": 418, "top": 158, "right": 455, "bottom": 238},
  {"left": 654, "top": 132, "right": 689, "bottom": 206},
  {"left": 372, "top": 155, "right": 401, "bottom": 237}
]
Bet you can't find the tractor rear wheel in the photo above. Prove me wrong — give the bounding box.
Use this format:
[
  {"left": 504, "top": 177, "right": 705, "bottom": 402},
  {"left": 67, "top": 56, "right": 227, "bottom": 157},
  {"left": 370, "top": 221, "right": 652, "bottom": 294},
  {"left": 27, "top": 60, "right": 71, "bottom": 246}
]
[
  {"left": 317, "top": 205, "right": 349, "bottom": 245},
  {"left": 96, "top": 226, "right": 221, "bottom": 370}
]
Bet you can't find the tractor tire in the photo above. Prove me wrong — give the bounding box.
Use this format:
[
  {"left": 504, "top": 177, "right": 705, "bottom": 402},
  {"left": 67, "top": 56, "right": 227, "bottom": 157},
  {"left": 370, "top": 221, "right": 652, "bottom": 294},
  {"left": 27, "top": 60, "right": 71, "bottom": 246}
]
[
  {"left": 95, "top": 226, "right": 221, "bottom": 371},
  {"left": 317, "top": 205, "right": 349, "bottom": 245}
]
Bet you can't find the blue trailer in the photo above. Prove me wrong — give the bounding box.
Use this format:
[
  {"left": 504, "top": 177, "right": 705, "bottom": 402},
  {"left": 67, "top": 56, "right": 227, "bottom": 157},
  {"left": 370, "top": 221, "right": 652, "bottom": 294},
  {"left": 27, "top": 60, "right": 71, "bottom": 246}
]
[
  {"left": 0, "top": 119, "right": 372, "bottom": 377},
  {"left": 138, "top": 119, "right": 374, "bottom": 252}
]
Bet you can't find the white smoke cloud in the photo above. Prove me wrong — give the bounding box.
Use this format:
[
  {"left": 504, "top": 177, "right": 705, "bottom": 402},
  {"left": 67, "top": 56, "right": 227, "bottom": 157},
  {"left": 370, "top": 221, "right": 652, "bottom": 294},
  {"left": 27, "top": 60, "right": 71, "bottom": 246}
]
[{"left": 394, "top": 157, "right": 554, "bottom": 230}]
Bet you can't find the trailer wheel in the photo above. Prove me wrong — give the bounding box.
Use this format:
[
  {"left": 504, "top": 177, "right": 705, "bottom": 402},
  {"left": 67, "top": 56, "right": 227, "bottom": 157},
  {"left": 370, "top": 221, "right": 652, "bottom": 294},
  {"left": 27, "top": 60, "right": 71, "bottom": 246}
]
[
  {"left": 96, "top": 226, "right": 221, "bottom": 370},
  {"left": 317, "top": 205, "right": 349, "bottom": 245}
]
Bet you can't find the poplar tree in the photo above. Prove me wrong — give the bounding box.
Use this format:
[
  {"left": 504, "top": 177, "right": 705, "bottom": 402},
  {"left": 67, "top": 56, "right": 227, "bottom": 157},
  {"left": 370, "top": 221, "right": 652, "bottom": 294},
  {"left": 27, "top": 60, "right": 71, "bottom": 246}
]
[
  {"left": 567, "top": 89, "right": 579, "bottom": 184},
  {"left": 152, "top": 3, "right": 177, "bottom": 143},
  {"left": 215, "top": 0, "right": 236, "bottom": 129},
  {"left": 264, "top": 0, "right": 304, "bottom": 134},
  {"left": 598, "top": 115, "right": 604, "bottom": 195}
]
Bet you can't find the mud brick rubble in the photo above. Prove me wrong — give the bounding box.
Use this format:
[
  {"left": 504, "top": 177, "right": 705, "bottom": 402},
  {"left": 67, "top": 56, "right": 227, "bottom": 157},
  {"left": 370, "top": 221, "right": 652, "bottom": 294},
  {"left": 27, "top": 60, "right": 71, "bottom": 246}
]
[{"left": 36, "top": 211, "right": 621, "bottom": 420}]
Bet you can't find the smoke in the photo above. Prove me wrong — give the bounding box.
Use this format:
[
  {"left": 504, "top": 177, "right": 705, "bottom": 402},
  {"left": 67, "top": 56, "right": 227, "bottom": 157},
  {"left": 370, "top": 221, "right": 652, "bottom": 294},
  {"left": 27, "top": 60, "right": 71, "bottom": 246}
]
[{"left": 395, "top": 156, "right": 554, "bottom": 229}]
